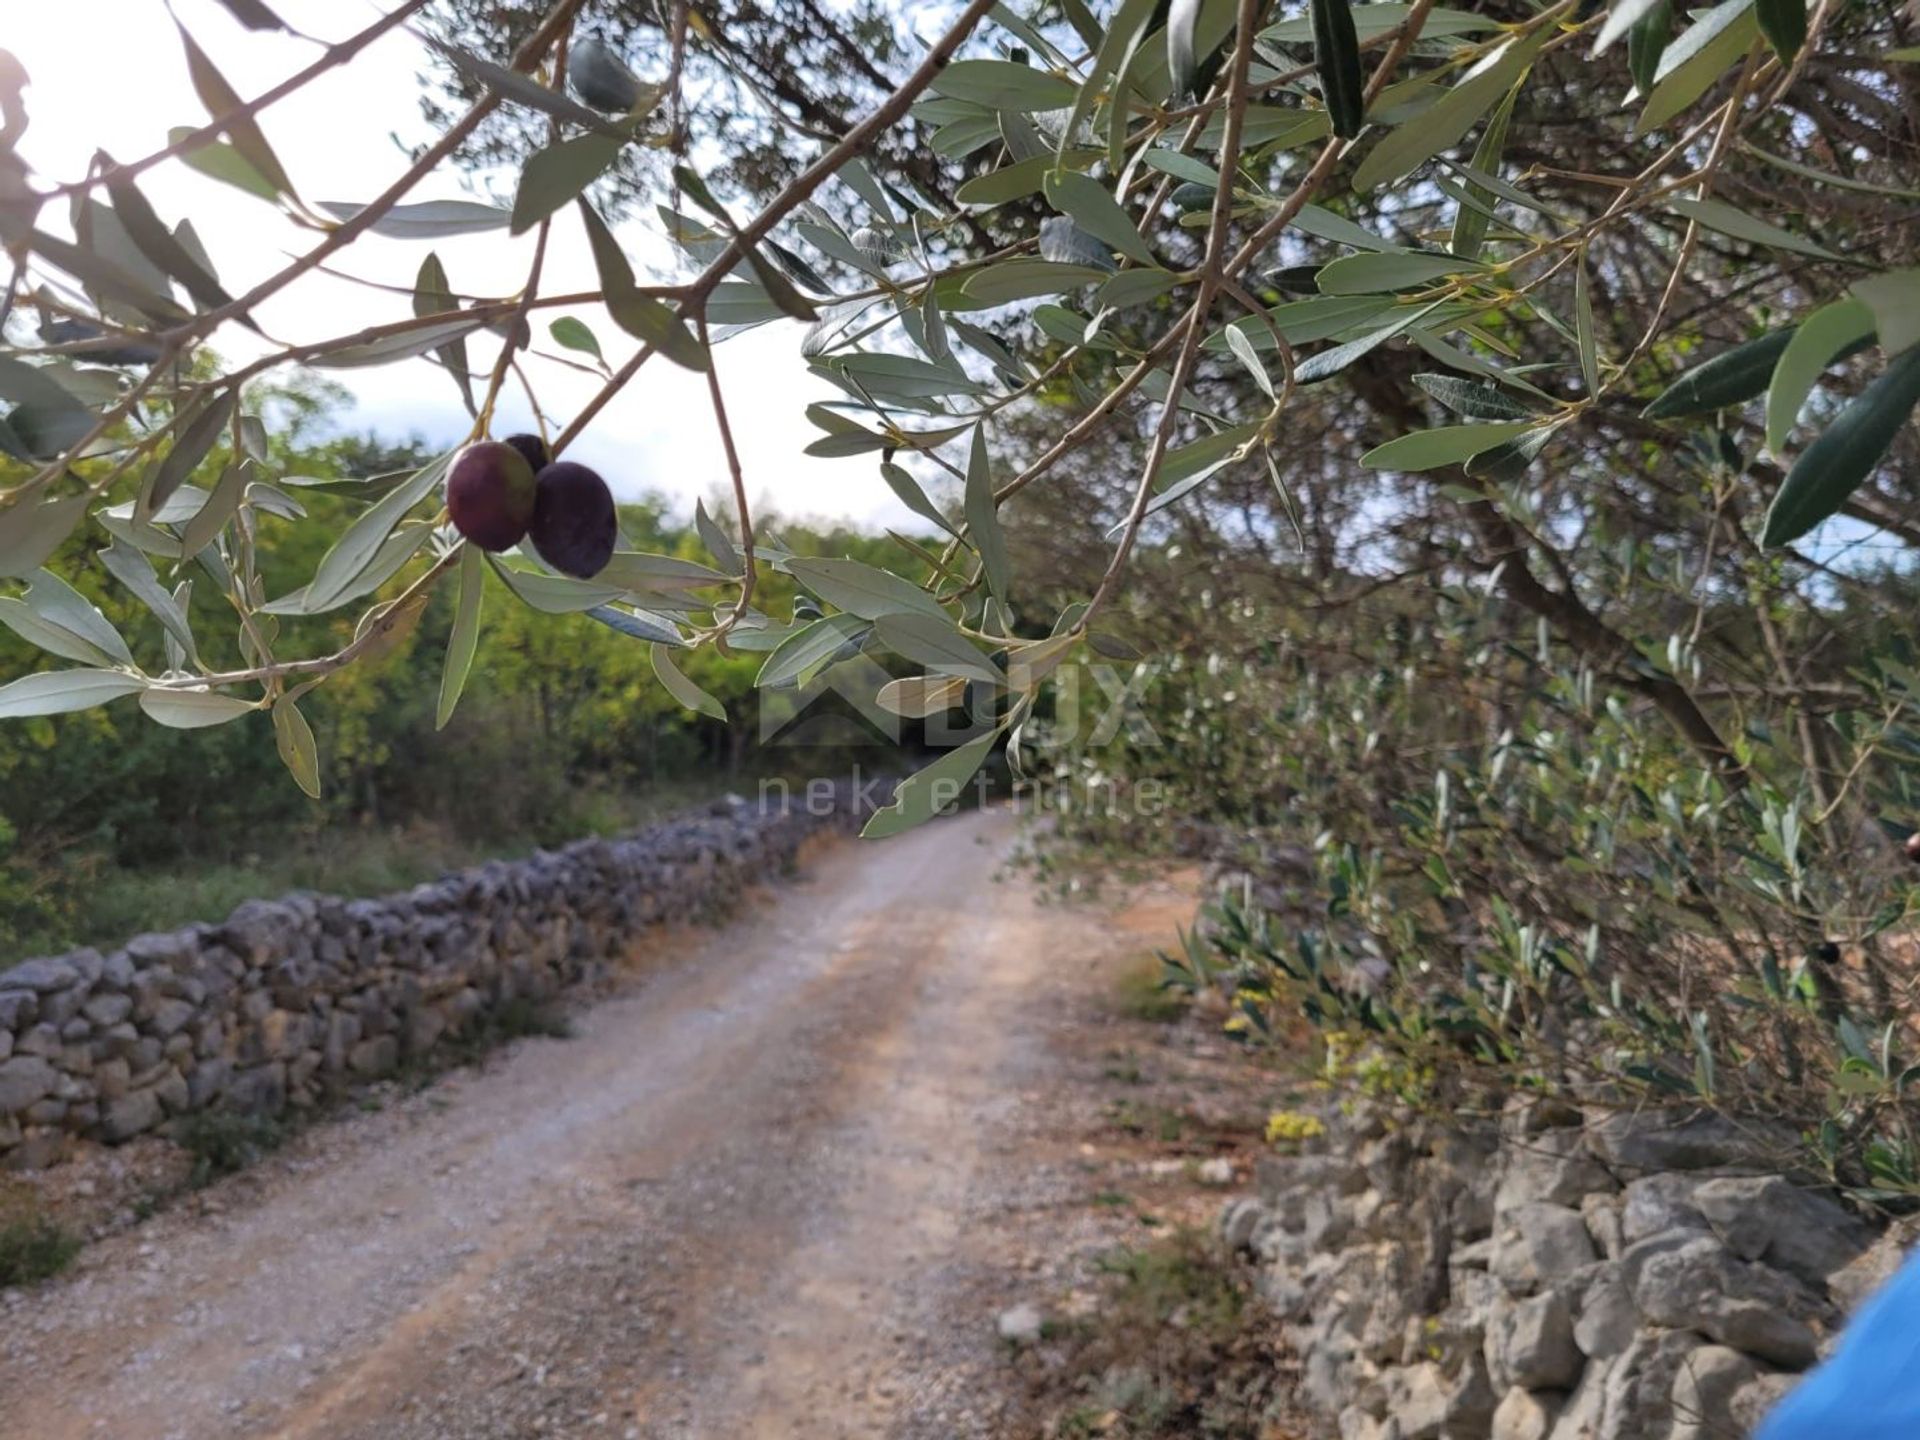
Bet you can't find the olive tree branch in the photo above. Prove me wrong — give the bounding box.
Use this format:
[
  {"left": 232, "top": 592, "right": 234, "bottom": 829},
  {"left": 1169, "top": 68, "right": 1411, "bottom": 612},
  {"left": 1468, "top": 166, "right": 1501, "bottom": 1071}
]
[
  {"left": 1080, "top": 0, "right": 1263, "bottom": 631},
  {"left": 547, "top": 0, "right": 999, "bottom": 456}
]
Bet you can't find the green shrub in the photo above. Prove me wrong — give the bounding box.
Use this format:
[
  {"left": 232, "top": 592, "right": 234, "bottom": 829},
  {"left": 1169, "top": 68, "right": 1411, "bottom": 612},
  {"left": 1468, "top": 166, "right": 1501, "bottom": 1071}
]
[
  {"left": 173, "top": 1110, "right": 294, "bottom": 1187},
  {"left": 0, "top": 1218, "right": 81, "bottom": 1288},
  {"left": 1039, "top": 576, "right": 1920, "bottom": 1199}
]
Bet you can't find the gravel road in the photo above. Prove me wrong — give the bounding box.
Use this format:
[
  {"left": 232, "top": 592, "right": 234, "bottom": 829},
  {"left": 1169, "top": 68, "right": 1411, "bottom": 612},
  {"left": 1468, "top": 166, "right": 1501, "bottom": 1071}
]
[{"left": 0, "top": 808, "right": 1213, "bottom": 1440}]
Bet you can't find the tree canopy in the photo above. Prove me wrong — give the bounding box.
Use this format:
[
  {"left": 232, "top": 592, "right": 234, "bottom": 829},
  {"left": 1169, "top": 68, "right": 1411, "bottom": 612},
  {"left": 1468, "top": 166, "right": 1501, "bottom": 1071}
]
[{"left": 0, "top": 0, "right": 1916, "bottom": 845}]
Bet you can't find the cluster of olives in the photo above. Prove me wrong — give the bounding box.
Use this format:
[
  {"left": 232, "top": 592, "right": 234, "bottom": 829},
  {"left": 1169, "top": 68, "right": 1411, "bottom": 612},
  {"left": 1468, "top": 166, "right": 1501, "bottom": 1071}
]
[{"left": 446, "top": 434, "right": 617, "bottom": 579}]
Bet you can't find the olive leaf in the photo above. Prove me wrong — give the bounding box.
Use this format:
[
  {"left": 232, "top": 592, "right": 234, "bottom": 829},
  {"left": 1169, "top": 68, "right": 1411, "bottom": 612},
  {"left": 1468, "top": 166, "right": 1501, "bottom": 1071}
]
[
  {"left": 874, "top": 611, "right": 1002, "bottom": 684},
  {"left": 965, "top": 426, "right": 1012, "bottom": 605},
  {"left": 1361, "top": 422, "right": 1534, "bottom": 470},
  {"left": 549, "top": 316, "right": 604, "bottom": 362},
  {"left": 175, "top": 22, "right": 295, "bottom": 197},
  {"left": 272, "top": 696, "right": 321, "bottom": 798},
  {"left": 755, "top": 612, "right": 871, "bottom": 688},
  {"left": 316, "top": 199, "right": 512, "bottom": 238},
  {"left": 0, "top": 668, "right": 145, "bottom": 719},
  {"left": 413, "top": 252, "right": 475, "bottom": 416},
  {"left": 577, "top": 199, "right": 709, "bottom": 372},
  {"left": 876, "top": 674, "right": 969, "bottom": 717},
  {"left": 861, "top": 729, "right": 1001, "bottom": 839},
  {"left": 1755, "top": 0, "right": 1807, "bottom": 62},
  {"left": 1766, "top": 298, "right": 1875, "bottom": 451},
  {"left": 1762, "top": 348, "right": 1920, "bottom": 548},
  {"left": 931, "top": 60, "right": 1077, "bottom": 111},
  {"left": 1636, "top": 0, "right": 1758, "bottom": 134},
  {"left": 1351, "top": 31, "right": 1548, "bottom": 193},
  {"left": 139, "top": 687, "right": 257, "bottom": 729},
  {"left": 651, "top": 643, "right": 727, "bottom": 720},
  {"left": 512, "top": 134, "right": 625, "bottom": 236},
  {"left": 0, "top": 493, "right": 88, "bottom": 578},
  {"left": 437, "top": 544, "right": 486, "bottom": 730},
  {"left": 1643, "top": 327, "right": 1797, "bottom": 418},
  {"left": 786, "top": 556, "right": 946, "bottom": 621},
  {"left": 1311, "top": 0, "right": 1365, "bottom": 139}
]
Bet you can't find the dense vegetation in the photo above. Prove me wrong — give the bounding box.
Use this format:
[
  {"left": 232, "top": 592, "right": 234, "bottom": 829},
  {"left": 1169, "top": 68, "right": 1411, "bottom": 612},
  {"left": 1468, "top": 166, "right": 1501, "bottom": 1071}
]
[
  {"left": 0, "top": 378, "right": 919, "bottom": 954},
  {"left": 3, "top": 0, "right": 1919, "bottom": 1185}
]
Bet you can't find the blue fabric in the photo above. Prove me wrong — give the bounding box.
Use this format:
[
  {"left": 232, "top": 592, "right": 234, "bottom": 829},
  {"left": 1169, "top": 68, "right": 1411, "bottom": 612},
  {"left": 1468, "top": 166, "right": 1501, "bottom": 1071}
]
[{"left": 1757, "top": 1247, "right": 1920, "bottom": 1440}]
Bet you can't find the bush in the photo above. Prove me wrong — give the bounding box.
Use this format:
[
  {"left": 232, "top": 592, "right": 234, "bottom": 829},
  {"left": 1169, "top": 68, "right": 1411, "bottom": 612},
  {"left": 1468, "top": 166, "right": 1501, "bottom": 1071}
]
[
  {"left": 1039, "top": 576, "right": 1920, "bottom": 1201},
  {"left": 173, "top": 1110, "right": 294, "bottom": 1187},
  {"left": 0, "top": 1217, "right": 80, "bottom": 1288}
]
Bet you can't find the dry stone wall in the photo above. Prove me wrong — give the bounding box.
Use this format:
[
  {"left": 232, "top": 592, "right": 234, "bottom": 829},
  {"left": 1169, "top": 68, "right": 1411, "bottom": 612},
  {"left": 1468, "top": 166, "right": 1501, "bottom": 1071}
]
[
  {"left": 0, "top": 782, "right": 884, "bottom": 1171},
  {"left": 1221, "top": 1098, "right": 1911, "bottom": 1440}
]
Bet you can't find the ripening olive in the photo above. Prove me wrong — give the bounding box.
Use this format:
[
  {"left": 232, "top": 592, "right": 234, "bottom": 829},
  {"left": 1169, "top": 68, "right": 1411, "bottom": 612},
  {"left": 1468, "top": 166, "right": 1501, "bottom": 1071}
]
[
  {"left": 502, "top": 432, "right": 551, "bottom": 475},
  {"left": 446, "top": 441, "right": 538, "bottom": 552},
  {"left": 529, "top": 461, "right": 618, "bottom": 579},
  {"left": 569, "top": 38, "right": 643, "bottom": 114},
  {"left": 1905, "top": 831, "right": 1920, "bottom": 865}
]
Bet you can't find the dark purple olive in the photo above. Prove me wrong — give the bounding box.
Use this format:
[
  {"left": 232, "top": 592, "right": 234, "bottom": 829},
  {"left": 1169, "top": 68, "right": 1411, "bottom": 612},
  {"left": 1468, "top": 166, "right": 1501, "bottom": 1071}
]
[
  {"left": 446, "top": 441, "right": 537, "bottom": 552},
  {"left": 502, "top": 432, "right": 551, "bottom": 475},
  {"left": 1906, "top": 831, "right": 1920, "bottom": 865},
  {"left": 529, "top": 461, "right": 617, "bottom": 579}
]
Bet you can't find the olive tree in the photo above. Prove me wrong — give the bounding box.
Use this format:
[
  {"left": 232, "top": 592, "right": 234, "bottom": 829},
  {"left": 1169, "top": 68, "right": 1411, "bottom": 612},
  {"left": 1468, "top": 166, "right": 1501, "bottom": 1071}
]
[{"left": 0, "top": 0, "right": 1917, "bottom": 844}]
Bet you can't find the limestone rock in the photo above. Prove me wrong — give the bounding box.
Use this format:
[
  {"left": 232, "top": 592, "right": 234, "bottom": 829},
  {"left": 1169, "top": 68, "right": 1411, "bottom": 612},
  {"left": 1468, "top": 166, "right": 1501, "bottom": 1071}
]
[
  {"left": 0, "top": 1056, "right": 58, "bottom": 1112},
  {"left": 1495, "top": 1129, "right": 1616, "bottom": 1211},
  {"left": 1585, "top": 1108, "right": 1790, "bottom": 1174},
  {"left": 1669, "top": 1344, "right": 1757, "bottom": 1440},
  {"left": 1692, "top": 1176, "right": 1870, "bottom": 1289},
  {"left": 1826, "top": 1220, "right": 1920, "bottom": 1313},
  {"left": 996, "top": 1302, "right": 1043, "bottom": 1344},
  {"left": 1492, "top": 1386, "right": 1563, "bottom": 1440},
  {"left": 1492, "top": 1203, "right": 1597, "bottom": 1295},
  {"left": 1219, "top": 1196, "right": 1269, "bottom": 1252},
  {"left": 1571, "top": 1270, "right": 1638, "bottom": 1361},
  {"left": 0, "top": 957, "right": 81, "bottom": 993},
  {"left": 1629, "top": 1236, "right": 1821, "bottom": 1367},
  {"left": 1488, "top": 1291, "right": 1582, "bottom": 1390},
  {"left": 98, "top": 1087, "right": 163, "bottom": 1141},
  {"left": 1379, "top": 1354, "right": 1496, "bottom": 1440},
  {"left": 1620, "top": 1174, "right": 1713, "bottom": 1244},
  {"left": 1729, "top": 1372, "right": 1798, "bottom": 1432}
]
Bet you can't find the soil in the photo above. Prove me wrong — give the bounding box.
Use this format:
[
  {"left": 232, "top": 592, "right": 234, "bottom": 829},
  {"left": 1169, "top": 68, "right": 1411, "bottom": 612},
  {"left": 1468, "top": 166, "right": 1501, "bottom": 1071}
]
[{"left": 0, "top": 808, "right": 1290, "bottom": 1440}]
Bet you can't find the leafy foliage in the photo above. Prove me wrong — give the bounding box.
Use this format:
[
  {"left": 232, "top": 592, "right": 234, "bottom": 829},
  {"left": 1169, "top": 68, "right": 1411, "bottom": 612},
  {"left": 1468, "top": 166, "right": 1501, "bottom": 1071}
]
[{"left": 1, "top": 0, "right": 1919, "bottom": 1183}]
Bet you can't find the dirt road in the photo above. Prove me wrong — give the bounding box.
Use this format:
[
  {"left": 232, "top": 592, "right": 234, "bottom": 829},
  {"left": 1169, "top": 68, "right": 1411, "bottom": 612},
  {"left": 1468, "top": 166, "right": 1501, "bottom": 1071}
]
[{"left": 0, "top": 808, "right": 1229, "bottom": 1440}]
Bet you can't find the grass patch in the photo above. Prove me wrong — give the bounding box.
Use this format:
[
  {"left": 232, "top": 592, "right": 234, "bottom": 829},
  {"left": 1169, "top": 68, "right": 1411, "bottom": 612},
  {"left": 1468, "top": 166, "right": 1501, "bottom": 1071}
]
[
  {"left": 1024, "top": 1228, "right": 1294, "bottom": 1439},
  {"left": 174, "top": 1109, "right": 297, "bottom": 1187},
  {"left": 1113, "top": 956, "right": 1188, "bottom": 1024},
  {"left": 1108, "top": 1100, "right": 1190, "bottom": 1143},
  {"left": 1095, "top": 1230, "right": 1247, "bottom": 1342},
  {"left": 0, "top": 1217, "right": 81, "bottom": 1288},
  {"left": 6, "top": 781, "right": 725, "bottom": 956}
]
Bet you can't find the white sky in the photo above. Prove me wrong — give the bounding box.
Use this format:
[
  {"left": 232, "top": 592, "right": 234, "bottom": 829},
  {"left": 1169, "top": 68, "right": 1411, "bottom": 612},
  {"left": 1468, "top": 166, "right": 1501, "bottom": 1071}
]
[{"left": 5, "top": 0, "right": 922, "bottom": 530}]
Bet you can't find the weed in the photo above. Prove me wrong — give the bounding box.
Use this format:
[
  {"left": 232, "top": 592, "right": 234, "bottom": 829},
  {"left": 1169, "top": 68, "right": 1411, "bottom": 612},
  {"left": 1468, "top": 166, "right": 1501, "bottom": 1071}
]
[
  {"left": 1114, "top": 956, "right": 1188, "bottom": 1024},
  {"left": 490, "top": 997, "right": 574, "bottom": 1041},
  {"left": 1108, "top": 1100, "right": 1190, "bottom": 1143},
  {"left": 1095, "top": 1230, "right": 1246, "bottom": 1342},
  {"left": 1024, "top": 1229, "right": 1293, "bottom": 1439},
  {"left": 174, "top": 1110, "right": 295, "bottom": 1187},
  {"left": 0, "top": 1218, "right": 81, "bottom": 1288}
]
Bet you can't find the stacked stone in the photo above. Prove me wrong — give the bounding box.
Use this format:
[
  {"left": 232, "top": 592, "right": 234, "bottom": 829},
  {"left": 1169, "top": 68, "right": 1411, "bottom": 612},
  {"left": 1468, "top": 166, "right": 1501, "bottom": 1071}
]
[
  {"left": 1221, "top": 1101, "right": 1908, "bottom": 1440},
  {"left": 0, "top": 785, "right": 879, "bottom": 1169}
]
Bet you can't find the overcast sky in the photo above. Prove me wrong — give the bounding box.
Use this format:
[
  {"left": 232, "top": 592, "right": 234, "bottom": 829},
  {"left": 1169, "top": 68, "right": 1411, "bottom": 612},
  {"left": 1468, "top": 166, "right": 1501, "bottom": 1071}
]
[{"left": 8, "top": 0, "right": 924, "bottom": 530}]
